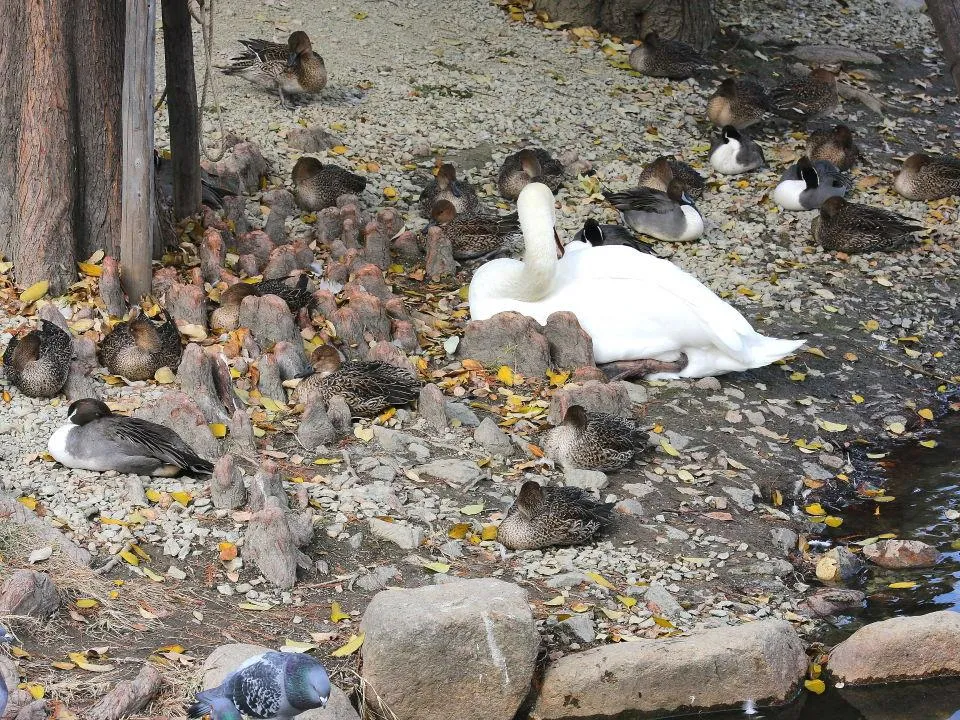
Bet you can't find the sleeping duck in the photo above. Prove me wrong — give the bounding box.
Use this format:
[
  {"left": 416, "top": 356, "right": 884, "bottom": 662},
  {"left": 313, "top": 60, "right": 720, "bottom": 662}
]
[
  {"left": 771, "top": 156, "right": 850, "bottom": 211},
  {"left": 570, "top": 218, "right": 653, "bottom": 254},
  {"left": 99, "top": 309, "right": 182, "bottom": 381},
  {"left": 497, "top": 481, "right": 614, "bottom": 550},
  {"left": 2, "top": 319, "right": 72, "bottom": 398},
  {"left": 47, "top": 398, "right": 213, "bottom": 477},
  {"left": 468, "top": 182, "right": 804, "bottom": 380},
  {"left": 543, "top": 405, "right": 648, "bottom": 472}
]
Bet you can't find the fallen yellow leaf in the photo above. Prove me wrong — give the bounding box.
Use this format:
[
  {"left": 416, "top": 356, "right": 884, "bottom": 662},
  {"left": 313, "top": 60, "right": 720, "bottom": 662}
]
[
  {"left": 918, "top": 408, "right": 934, "bottom": 421},
  {"left": 209, "top": 423, "right": 228, "bottom": 438},
  {"left": 331, "top": 632, "right": 364, "bottom": 657},
  {"left": 804, "top": 679, "right": 826, "bottom": 694},
  {"left": 75, "top": 598, "right": 99, "bottom": 609},
  {"left": 330, "top": 601, "right": 350, "bottom": 623},
  {"left": 20, "top": 280, "right": 49, "bottom": 303}
]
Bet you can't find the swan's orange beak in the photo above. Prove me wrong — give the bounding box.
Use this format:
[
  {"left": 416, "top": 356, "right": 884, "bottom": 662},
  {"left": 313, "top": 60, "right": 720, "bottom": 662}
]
[{"left": 555, "top": 228, "right": 564, "bottom": 258}]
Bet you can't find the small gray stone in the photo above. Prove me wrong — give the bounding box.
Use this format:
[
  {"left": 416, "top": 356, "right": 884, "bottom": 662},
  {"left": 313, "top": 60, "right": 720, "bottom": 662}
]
[
  {"left": 623, "top": 482, "right": 656, "bottom": 498},
  {"left": 418, "top": 383, "right": 447, "bottom": 431},
  {"left": 563, "top": 468, "right": 609, "bottom": 492},
  {"left": 770, "top": 527, "right": 799, "bottom": 555},
  {"left": 445, "top": 401, "right": 481, "bottom": 427},
  {"left": 722, "top": 486, "right": 756, "bottom": 512},
  {"left": 413, "top": 459, "right": 481, "bottom": 485},
  {"left": 372, "top": 425, "right": 419, "bottom": 454},
  {"left": 643, "top": 581, "right": 689, "bottom": 618},
  {"left": 0, "top": 570, "right": 59, "bottom": 619},
  {"left": 370, "top": 465, "right": 397, "bottom": 481},
  {"left": 545, "top": 572, "right": 590, "bottom": 589},
  {"left": 368, "top": 519, "right": 423, "bottom": 550},
  {"left": 694, "top": 377, "right": 721, "bottom": 390},
  {"left": 125, "top": 477, "right": 149, "bottom": 506},
  {"left": 474, "top": 417, "right": 513, "bottom": 456},
  {"left": 614, "top": 499, "right": 644, "bottom": 516},
  {"left": 558, "top": 613, "right": 597, "bottom": 644},
  {"left": 862, "top": 540, "right": 941, "bottom": 569}
]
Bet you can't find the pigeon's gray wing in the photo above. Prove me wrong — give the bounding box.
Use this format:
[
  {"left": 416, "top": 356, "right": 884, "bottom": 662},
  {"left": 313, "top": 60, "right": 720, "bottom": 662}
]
[{"left": 228, "top": 652, "right": 287, "bottom": 718}]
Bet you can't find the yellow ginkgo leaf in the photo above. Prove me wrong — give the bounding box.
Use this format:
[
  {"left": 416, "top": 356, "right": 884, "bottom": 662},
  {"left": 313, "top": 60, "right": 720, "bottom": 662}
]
[
  {"left": 383, "top": 186, "right": 398, "bottom": 199},
  {"left": 804, "top": 679, "right": 826, "bottom": 694},
  {"left": 209, "top": 423, "right": 228, "bottom": 438},
  {"left": 331, "top": 632, "right": 364, "bottom": 657},
  {"left": 918, "top": 408, "right": 934, "bottom": 421},
  {"left": 75, "top": 598, "right": 99, "bottom": 609},
  {"left": 145, "top": 488, "right": 162, "bottom": 503},
  {"left": 26, "top": 683, "right": 45, "bottom": 699},
  {"left": 805, "top": 503, "right": 826, "bottom": 516},
  {"left": 888, "top": 581, "right": 917, "bottom": 589},
  {"left": 119, "top": 550, "right": 140, "bottom": 566},
  {"left": 824, "top": 516, "right": 843, "bottom": 528},
  {"left": 480, "top": 525, "right": 498, "bottom": 541},
  {"left": 543, "top": 595, "right": 565, "bottom": 606},
  {"left": 497, "top": 365, "right": 516, "bottom": 385},
  {"left": 354, "top": 425, "right": 374, "bottom": 442},
  {"left": 154, "top": 367, "right": 176, "bottom": 384},
  {"left": 585, "top": 572, "right": 615, "bottom": 590},
  {"left": 423, "top": 561, "right": 450, "bottom": 574},
  {"left": 170, "top": 491, "right": 192, "bottom": 506},
  {"left": 817, "top": 419, "right": 848, "bottom": 433},
  {"left": 448, "top": 523, "right": 471, "bottom": 539},
  {"left": 20, "top": 280, "right": 49, "bottom": 303},
  {"left": 330, "top": 601, "right": 350, "bottom": 623},
  {"left": 617, "top": 595, "right": 637, "bottom": 608},
  {"left": 659, "top": 438, "right": 680, "bottom": 457},
  {"left": 919, "top": 440, "right": 938, "bottom": 449},
  {"left": 78, "top": 262, "right": 102, "bottom": 277}
]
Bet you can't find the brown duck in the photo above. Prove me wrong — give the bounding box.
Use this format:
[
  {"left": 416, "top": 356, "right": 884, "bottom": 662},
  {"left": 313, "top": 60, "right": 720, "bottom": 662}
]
[
  {"left": 99, "top": 310, "right": 182, "bottom": 381},
  {"left": 497, "top": 481, "right": 614, "bottom": 550},
  {"left": 2, "top": 319, "right": 72, "bottom": 398}
]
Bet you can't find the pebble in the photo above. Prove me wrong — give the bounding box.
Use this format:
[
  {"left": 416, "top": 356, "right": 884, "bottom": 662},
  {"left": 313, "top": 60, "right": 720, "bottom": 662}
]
[{"left": 563, "top": 468, "right": 609, "bottom": 492}]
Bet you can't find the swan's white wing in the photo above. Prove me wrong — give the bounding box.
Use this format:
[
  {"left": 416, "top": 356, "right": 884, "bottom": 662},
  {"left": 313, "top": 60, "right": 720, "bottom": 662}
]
[{"left": 559, "top": 245, "right": 755, "bottom": 357}]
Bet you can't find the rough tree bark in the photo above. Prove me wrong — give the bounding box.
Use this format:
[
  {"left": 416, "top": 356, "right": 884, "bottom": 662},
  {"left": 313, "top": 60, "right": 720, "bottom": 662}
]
[
  {"left": 0, "top": 0, "right": 124, "bottom": 294},
  {"left": 533, "top": 0, "right": 715, "bottom": 50},
  {"left": 927, "top": 0, "right": 960, "bottom": 93}
]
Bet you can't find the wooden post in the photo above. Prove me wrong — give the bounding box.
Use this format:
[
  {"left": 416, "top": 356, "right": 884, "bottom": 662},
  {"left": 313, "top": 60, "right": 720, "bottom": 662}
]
[
  {"left": 927, "top": 0, "right": 960, "bottom": 93},
  {"left": 161, "top": 0, "right": 201, "bottom": 219},
  {"left": 120, "top": 0, "right": 156, "bottom": 302}
]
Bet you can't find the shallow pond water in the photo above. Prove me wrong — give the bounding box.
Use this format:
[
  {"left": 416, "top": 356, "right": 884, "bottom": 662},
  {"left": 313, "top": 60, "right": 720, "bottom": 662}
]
[{"left": 678, "top": 415, "right": 960, "bottom": 720}]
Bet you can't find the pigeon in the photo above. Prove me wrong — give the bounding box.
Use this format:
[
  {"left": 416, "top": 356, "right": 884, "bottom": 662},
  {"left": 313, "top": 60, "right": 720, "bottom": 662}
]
[{"left": 188, "top": 651, "right": 330, "bottom": 720}]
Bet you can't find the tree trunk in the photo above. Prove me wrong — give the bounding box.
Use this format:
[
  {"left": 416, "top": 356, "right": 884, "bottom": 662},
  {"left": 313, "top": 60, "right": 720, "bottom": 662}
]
[
  {"left": 0, "top": 0, "right": 125, "bottom": 295},
  {"left": 120, "top": 0, "right": 157, "bottom": 302},
  {"left": 161, "top": 0, "right": 201, "bottom": 219},
  {"left": 927, "top": 0, "right": 960, "bottom": 93}
]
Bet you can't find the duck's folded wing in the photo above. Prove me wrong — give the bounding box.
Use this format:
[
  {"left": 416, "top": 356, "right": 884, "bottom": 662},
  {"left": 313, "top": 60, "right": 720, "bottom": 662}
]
[
  {"left": 237, "top": 38, "right": 288, "bottom": 63},
  {"left": 847, "top": 207, "right": 922, "bottom": 235},
  {"left": 605, "top": 188, "right": 675, "bottom": 214},
  {"left": 105, "top": 417, "right": 206, "bottom": 467}
]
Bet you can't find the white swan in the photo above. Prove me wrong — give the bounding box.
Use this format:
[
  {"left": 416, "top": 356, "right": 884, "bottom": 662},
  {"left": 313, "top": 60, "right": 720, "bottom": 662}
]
[{"left": 468, "top": 183, "right": 805, "bottom": 379}]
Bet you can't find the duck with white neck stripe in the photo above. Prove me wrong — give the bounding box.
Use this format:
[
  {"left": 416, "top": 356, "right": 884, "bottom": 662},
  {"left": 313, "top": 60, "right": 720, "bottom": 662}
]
[{"left": 709, "top": 125, "right": 765, "bottom": 175}]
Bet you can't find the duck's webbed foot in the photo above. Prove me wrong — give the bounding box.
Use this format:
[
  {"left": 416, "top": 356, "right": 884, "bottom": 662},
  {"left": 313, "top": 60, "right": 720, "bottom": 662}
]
[{"left": 599, "top": 353, "right": 689, "bottom": 381}]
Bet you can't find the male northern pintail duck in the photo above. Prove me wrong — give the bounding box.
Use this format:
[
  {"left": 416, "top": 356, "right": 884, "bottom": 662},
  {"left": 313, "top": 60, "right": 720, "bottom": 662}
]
[
  {"left": 188, "top": 651, "right": 330, "bottom": 720},
  {"left": 292, "top": 345, "right": 420, "bottom": 417},
  {"left": 812, "top": 196, "right": 923, "bottom": 254},
  {"left": 498, "top": 147, "right": 564, "bottom": 200},
  {"left": 543, "top": 405, "right": 648, "bottom": 472},
  {"left": 768, "top": 69, "right": 838, "bottom": 122},
  {"left": 605, "top": 180, "right": 705, "bottom": 242},
  {"left": 221, "top": 31, "right": 327, "bottom": 108},
  {"left": 154, "top": 151, "right": 234, "bottom": 209},
  {"left": 497, "top": 480, "right": 614, "bottom": 550},
  {"left": 211, "top": 274, "right": 313, "bottom": 331},
  {"left": 47, "top": 398, "right": 213, "bottom": 477},
  {"left": 628, "top": 31, "right": 706, "bottom": 79},
  {"left": 639, "top": 156, "right": 706, "bottom": 198},
  {"left": 291, "top": 156, "right": 367, "bottom": 211},
  {"left": 2, "top": 319, "right": 71, "bottom": 398},
  {"left": 570, "top": 218, "right": 653, "bottom": 254},
  {"left": 418, "top": 162, "right": 479, "bottom": 217},
  {"left": 807, "top": 125, "right": 860, "bottom": 171},
  {"left": 707, "top": 78, "right": 769, "bottom": 130},
  {"left": 468, "top": 182, "right": 805, "bottom": 379},
  {"left": 772, "top": 156, "right": 850, "bottom": 211},
  {"left": 894, "top": 153, "right": 960, "bottom": 201},
  {"left": 425, "top": 200, "right": 520, "bottom": 260},
  {"left": 709, "top": 126, "right": 765, "bottom": 175},
  {"left": 99, "top": 309, "right": 182, "bottom": 381}
]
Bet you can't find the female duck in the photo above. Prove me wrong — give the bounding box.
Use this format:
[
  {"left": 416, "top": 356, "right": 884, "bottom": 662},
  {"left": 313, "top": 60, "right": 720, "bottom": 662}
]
[
  {"left": 47, "top": 398, "right": 213, "bottom": 477},
  {"left": 768, "top": 69, "right": 838, "bottom": 122},
  {"left": 419, "top": 163, "right": 479, "bottom": 217},
  {"left": 292, "top": 345, "right": 420, "bottom": 417},
  {"left": 221, "top": 31, "right": 327, "bottom": 107},
  {"left": 292, "top": 157, "right": 367, "bottom": 211},
  {"left": 211, "top": 274, "right": 313, "bottom": 331},
  {"left": 468, "top": 182, "right": 804, "bottom": 379},
  {"left": 894, "top": 153, "right": 960, "bottom": 200},
  {"left": 807, "top": 125, "right": 859, "bottom": 171},
  {"left": 3, "top": 319, "right": 72, "bottom": 398},
  {"left": 707, "top": 78, "right": 769, "bottom": 130},
  {"left": 425, "top": 200, "right": 520, "bottom": 260},
  {"left": 771, "top": 156, "right": 850, "bottom": 211},
  {"left": 628, "top": 31, "right": 706, "bottom": 79},
  {"left": 99, "top": 309, "right": 182, "bottom": 381},
  {"left": 498, "top": 147, "right": 564, "bottom": 200},
  {"left": 812, "top": 196, "right": 922, "bottom": 253},
  {"left": 639, "top": 156, "right": 705, "bottom": 198},
  {"left": 709, "top": 126, "right": 765, "bottom": 175},
  {"left": 605, "top": 180, "right": 704, "bottom": 242},
  {"left": 497, "top": 480, "right": 614, "bottom": 550},
  {"left": 543, "top": 405, "right": 648, "bottom": 472}
]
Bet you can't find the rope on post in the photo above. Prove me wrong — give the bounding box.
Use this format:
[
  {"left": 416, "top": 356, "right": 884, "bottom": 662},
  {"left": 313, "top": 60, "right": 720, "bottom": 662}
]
[{"left": 193, "top": 0, "right": 228, "bottom": 162}]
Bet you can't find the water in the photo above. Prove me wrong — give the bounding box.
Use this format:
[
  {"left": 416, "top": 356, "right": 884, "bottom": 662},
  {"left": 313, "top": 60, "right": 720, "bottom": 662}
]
[{"left": 683, "top": 414, "right": 960, "bottom": 720}]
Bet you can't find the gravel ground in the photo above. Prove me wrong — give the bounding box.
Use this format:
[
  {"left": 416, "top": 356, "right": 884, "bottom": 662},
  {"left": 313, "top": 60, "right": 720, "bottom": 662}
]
[{"left": 1, "top": 0, "right": 958, "bottom": 713}]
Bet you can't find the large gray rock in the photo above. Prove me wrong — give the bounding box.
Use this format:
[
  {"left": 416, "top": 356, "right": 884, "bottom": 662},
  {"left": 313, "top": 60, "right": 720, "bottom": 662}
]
[
  {"left": 548, "top": 380, "right": 634, "bottom": 425},
  {"left": 201, "top": 643, "right": 358, "bottom": 720},
  {"left": 413, "top": 458, "right": 482, "bottom": 485},
  {"left": 532, "top": 620, "right": 806, "bottom": 719},
  {"left": 360, "top": 579, "right": 539, "bottom": 720},
  {"left": 791, "top": 44, "right": 882, "bottom": 65},
  {"left": 828, "top": 611, "right": 960, "bottom": 685},
  {"left": 861, "top": 539, "right": 940, "bottom": 569},
  {"left": 459, "top": 312, "right": 551, "bottom": 377}
]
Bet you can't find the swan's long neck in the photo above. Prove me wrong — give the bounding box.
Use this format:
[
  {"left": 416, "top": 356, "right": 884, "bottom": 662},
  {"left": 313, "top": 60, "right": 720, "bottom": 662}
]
[{"left": 504, "top": 186, "right": 558, "bottom": 301}]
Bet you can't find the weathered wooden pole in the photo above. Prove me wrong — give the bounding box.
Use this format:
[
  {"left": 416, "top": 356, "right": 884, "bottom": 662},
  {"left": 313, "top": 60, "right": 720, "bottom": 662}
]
[
  {"left": 120, "top": 0, "right": 156, "bottom": 302},
  {"left": 161, "top": 0, "right": 201, "bottom": 219},
  {"left": 927, "top": 0, "right": 960, "bottom": 93}
]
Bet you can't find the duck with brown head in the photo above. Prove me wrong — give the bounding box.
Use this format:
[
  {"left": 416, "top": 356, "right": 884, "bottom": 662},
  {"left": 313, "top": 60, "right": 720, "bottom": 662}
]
[
  {"left": 812, "top": 196, "right": 923, "bottom": 254},
  {"left": 768, "top": 68, "right": 838, "bottom": 122},
  {"left": 543, "top": 405, "right": 648, "bottom": 472},
  {"left": 424, "top": 199, "right": 520, "bottom": 260},
  {"left": 47, "top": 398, "right": 213, "bottom": 477},
  {"left": 418, "top": 162, "right": 479, "bottom": 217},
  {"left": 605, "top": 179, "right": 705, "bottom": 242},
  {"left": 628, "top": 31, "right": 707, "bottom": 79},
  {"left": 497, "top": 147, "right": 564, "bottom": 200},
  {"left": 807, "top": 125, "right": 860, "bottom": 170},
  {"left": 99, "top": 308, "right": 182, "bottom": 381},
  {"left": 2, "top": 318, "right": 72, "bottom": 398},
  {"left": 497, "top": 480, "right": 615, "bottom": 550},
  {"left": 221, "top": 31, "right": 327, "bottom": 108},
  {"left": 291, "top": 156, "right": 367, "bottom": 211},
  {"left": 894, "top": 153, "right": 960, "bottom": 201},
  {"left": 707, "top": 78, "right": 769, "bottom": 130},
  {"left": 639, "top": 156, "right": 705, "bottom": 198}
]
